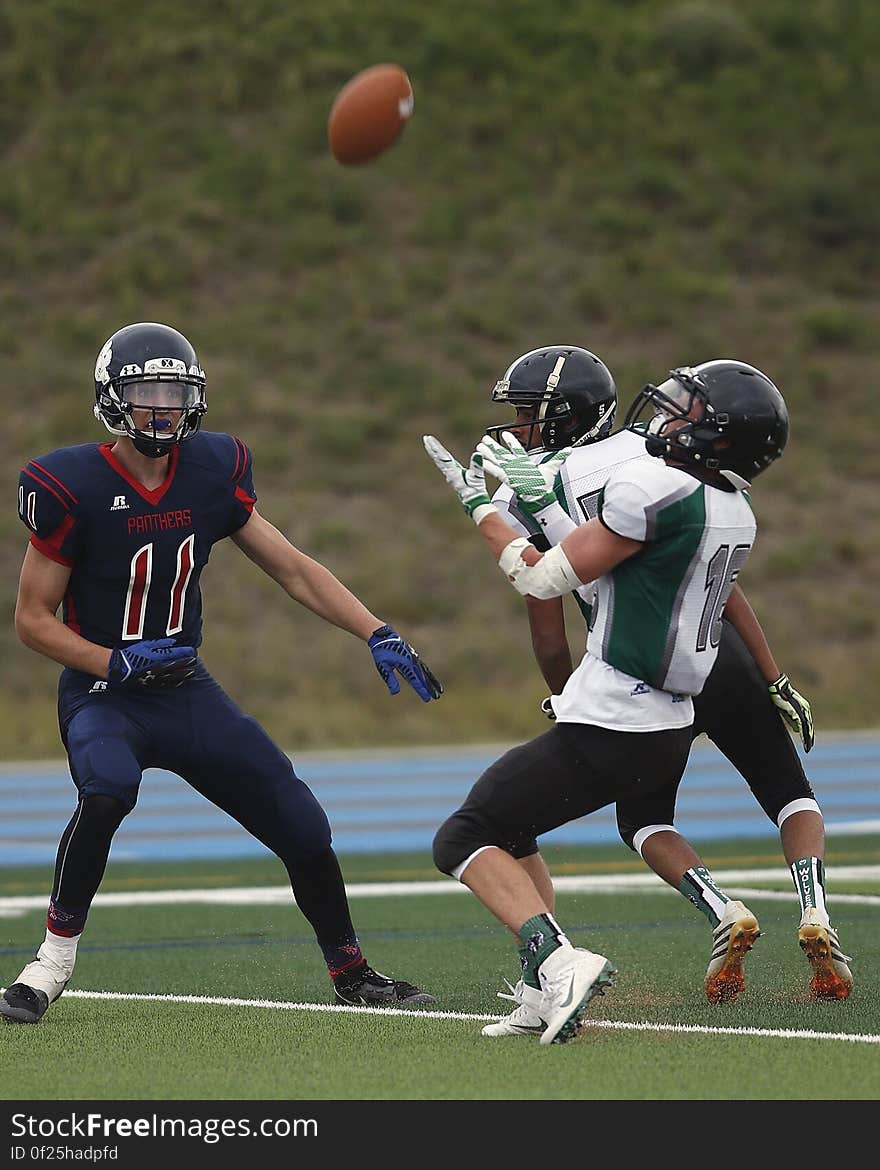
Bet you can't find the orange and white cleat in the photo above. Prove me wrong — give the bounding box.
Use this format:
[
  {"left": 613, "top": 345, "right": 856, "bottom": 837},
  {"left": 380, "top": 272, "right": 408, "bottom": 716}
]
[
  {"left": 705, "top": 900, "right": 761, "bottom": 1005},
  {"left": 797, "top": 909, "right": 853, "bottom": 1000}
]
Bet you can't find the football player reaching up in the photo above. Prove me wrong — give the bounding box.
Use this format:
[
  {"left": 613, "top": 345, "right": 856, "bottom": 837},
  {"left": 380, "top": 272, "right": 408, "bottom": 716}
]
[
  {"left": 461, "top": 349, "right": 851, "bottom": 1037},
  {"left": 1, "top": 320, "right": 442, "bottom": 1026},
  {"left": 424, "top": 359, "right": 818, "bottom": 1045}
]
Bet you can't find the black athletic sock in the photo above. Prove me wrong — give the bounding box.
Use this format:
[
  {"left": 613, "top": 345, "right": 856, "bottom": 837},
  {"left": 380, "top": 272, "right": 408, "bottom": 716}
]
[
  {"left": 283, "top": 847, "right": 364, "bottom": 976},
  {"left": 49, "top": 795, "right": 128, "bottom": 928}
]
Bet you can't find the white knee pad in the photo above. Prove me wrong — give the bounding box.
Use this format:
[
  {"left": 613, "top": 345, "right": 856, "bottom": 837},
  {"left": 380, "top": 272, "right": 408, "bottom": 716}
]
[
  {"left": 777, "top": 798, "right": 822, "bottom": 827},
  {"left": 632, "top": 823, "right": 679, "bottom": 858},
  {"left": 450, "top": 845, "right": 498, "bottom": 882}
]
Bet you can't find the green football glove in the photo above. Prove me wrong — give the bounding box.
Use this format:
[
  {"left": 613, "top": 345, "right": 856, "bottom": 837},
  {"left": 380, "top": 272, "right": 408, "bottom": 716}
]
[
  {"left": 475, "top": 431, "right": 572, "bottom": 515},
  {"left": 423, "top": 435, "right": 495, "bottom": 523},
  {"left": 768, "top": 673, "right": 814, "bottom": 752}
]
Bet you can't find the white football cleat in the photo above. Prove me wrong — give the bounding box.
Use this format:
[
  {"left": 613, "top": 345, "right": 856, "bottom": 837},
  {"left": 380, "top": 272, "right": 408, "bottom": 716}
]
[
  {"left": 481, "top": 978, "right": 546, "bottom": 1038},
  {"left": 797, "top": 908, "right": 853, "bottom": 1000},
  {"left": 537, "top": 945, "right": 616, "bottom": 1046},
  {"left": 704, "top": 899, "right": 760, "bottom": 1004},
  {"left": 0, "top": 945, "right": 73, "bottom": 1025}
]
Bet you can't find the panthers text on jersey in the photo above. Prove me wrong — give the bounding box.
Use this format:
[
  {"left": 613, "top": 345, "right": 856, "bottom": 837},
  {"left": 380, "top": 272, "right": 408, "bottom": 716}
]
[{"left": 18, "top": 432, "right": 256, "bottom": 651}]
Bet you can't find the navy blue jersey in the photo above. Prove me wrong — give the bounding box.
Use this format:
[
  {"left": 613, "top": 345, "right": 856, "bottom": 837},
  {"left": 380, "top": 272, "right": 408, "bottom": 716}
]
[{"left": 18, "top": 432, "right": 256, "bottom": 649}]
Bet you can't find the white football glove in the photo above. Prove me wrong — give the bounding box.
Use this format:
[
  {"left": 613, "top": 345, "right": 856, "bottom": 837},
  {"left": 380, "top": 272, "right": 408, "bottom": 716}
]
[
  {"left": 423, "top": 435, "right": 495, "bottom": 523},
  {"left": 476, "top": 431, "right": 572, "bottom": 515}
]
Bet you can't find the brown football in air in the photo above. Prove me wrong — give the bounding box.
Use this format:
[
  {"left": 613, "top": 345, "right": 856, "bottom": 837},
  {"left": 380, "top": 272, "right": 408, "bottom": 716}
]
[{"left": 328, "top": 63, "right": 414, "bottom": 165}]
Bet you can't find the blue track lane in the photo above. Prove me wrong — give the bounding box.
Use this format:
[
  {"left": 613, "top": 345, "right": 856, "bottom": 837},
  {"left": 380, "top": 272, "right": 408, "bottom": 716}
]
[{"left": 1, "top": 732, "right": 879, "bottom": 864}]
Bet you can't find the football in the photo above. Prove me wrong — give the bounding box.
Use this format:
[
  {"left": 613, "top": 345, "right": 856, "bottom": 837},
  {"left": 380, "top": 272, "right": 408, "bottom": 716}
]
[{"left": 328, "top": 63, "right": 414, "bottom": 165}]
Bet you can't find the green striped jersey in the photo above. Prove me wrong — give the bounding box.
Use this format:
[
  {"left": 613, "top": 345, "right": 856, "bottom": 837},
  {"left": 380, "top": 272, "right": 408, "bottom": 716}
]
[
  {"left": 588, "top": 459, "right": 756, "bottom": 695},
  {"left": 493, "top": 436, "right": 756, "bottom": 730}
]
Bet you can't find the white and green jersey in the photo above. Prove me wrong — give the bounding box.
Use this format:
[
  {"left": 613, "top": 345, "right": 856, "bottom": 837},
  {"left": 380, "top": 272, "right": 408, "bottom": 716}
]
[
  {"left": 492, "top": 434, "right": 757, "bottom": 732},
  {"left": 492, "top": 429, "right": 648, "bottom": 622}
]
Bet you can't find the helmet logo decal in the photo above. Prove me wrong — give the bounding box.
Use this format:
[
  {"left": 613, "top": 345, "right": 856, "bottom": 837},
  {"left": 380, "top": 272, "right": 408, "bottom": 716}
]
[
  {"left": 545, "top": 355, "right": 566, "bottom": 391},
  {"left": 143, "top": 357, "right": 189, "bottom": 375},
  {"left": 95, "top": 340, "right": 112, "bottom": 384}
]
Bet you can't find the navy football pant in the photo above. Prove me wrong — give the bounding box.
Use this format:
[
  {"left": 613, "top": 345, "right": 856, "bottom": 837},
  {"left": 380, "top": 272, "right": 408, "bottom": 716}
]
[{"left": 54, "top": 661, "right": 356, "bottom": 947}]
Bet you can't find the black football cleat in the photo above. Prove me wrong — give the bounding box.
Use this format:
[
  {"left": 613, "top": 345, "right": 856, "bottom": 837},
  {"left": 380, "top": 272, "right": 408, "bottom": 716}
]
[
  {"left": 1, "top": 983, "right": 51, "bottom": 1025},
  {"left": 333, "top": 963, "right": 436, "bottom": 1007}
]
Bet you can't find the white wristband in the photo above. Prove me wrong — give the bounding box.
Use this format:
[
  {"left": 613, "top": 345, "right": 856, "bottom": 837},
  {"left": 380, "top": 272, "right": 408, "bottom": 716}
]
[
  {"left": 471, "top": 503, "right": 498, "bottom": 526},
  {"left": 532, "top": 500, "right": 578, "bottom": 544}
]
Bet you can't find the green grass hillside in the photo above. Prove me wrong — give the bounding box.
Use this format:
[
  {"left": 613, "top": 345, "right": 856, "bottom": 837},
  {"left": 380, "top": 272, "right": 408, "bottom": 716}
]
[{"left": 1, "top": 0, "right": 878, "bottom": 757}]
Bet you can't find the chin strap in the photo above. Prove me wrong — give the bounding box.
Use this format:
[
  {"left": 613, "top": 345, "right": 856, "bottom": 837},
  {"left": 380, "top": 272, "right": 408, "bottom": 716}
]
[{"left": 719, "top": 468, "right": 751, "bottom": 490}]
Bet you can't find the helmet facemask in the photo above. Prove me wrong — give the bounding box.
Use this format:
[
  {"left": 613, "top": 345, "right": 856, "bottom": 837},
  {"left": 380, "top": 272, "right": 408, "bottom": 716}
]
[
  {"left": 626, "top": 367, "right": 749, "bottom": 489},
  {"left": 115, "top": 375, "right": 207, "bottom": 459}
]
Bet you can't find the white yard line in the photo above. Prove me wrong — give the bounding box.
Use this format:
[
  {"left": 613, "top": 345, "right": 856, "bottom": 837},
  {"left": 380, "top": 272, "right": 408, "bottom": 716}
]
[
  {"left": 1, "top": 866, "right": 879, "bottom": 915},
  {"left": 8, "top": 989, "right": 869, "bottom": 1046}
]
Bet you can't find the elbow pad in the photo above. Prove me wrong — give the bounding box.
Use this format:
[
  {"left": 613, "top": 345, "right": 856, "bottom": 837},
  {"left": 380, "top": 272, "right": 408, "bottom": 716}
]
[{"left": 498, "top": 537, "right": 583, "bottom": 599}]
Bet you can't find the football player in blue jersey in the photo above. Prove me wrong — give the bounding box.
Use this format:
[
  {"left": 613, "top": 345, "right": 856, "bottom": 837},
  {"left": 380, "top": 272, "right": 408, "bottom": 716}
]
[{"left": 1, "top": 320, "right": 442, "bottom": 1025}]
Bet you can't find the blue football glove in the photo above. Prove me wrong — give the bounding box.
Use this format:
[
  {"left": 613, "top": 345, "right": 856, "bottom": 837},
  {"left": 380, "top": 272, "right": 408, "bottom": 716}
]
[
  {"left": 107, "top": 637, "right": 197, "bottom": 690},
  {"left": 768, "top": 673, "right": 814, "bottom": 752},
  {"left": 368, "top": 625, "right": 443, "bottom": 702}
]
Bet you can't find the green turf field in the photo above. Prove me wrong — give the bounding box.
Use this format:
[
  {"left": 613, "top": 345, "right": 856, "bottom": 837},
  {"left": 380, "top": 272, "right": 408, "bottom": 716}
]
[{"left": 2, "top": 836, "right": 878, "bottom": 1101}]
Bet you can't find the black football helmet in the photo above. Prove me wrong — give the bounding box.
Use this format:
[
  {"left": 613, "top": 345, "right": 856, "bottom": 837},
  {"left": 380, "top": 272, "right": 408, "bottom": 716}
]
[
  {"left": 486, "top": 345, "right": 617, "bottom": 451},
  {"left": 93, "top": 322, "right": 207, "bottom": 459},
  {"left": 624, "top": 359, "right": 789, "bottom": 488}
]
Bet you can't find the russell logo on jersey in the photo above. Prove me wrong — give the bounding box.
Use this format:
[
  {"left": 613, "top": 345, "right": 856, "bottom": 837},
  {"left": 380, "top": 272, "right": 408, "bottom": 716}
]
[{"left": 630, "top": 681, "right": 688, "bottom": 703}]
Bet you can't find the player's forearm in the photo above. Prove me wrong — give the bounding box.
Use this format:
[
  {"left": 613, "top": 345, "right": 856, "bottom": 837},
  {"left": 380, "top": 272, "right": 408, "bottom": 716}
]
[
  {"left": 476, "top": 510, "right": 542, "bottom": 565},
  {"left": 15, "top": 610, "right": 113, "bottom": 677},
  {"left": 526, "top": 597, "right": 573, "bottom": 691},
  {"left": 532, "top": 642, "right": 574, "bottom": 692},
  {"left": 723, "top": 584, "right": 780, "bottom": 682},
  {"left": 281, "top": 556, "right": 383, "bottom": 640}
]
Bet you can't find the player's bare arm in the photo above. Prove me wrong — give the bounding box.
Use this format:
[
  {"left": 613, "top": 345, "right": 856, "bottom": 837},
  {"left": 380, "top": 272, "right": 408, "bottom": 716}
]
[
  {"left": 231, "top": 507, "right": 384, "bottom": 640},
  {"left": 724, "top": 582, "right": 814, "bottom": 750},
  {"left": 722, "top": 583, "right": 780, "bottom": 683},
  {"left": 14, "top": 543, "right": 113, "bottom": 678},
  {"left": 476, "top": 508, "right": 641, "bottom": 597},
  {"left": 525, "top": 595, "right": 573, "bottom": 692},
  {"left": 423, "top": 433, "right": 640, "bottom": 597}
]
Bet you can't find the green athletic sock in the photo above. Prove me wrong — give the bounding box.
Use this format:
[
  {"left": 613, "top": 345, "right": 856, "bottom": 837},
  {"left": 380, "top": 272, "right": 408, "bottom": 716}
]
[
  {"left": 790, "top": 857, "right": 828, "bottom": 920},
  {"left": 678, "top": 866, "right": 730, "bottom": 927},
  {"left": 517, "top": 913, "right": 569, "bottom": 989}
]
